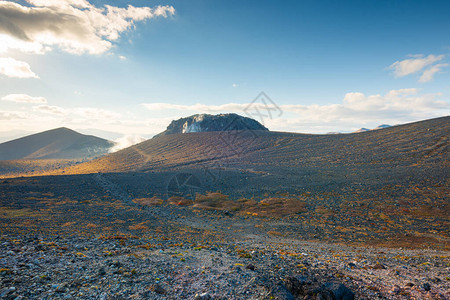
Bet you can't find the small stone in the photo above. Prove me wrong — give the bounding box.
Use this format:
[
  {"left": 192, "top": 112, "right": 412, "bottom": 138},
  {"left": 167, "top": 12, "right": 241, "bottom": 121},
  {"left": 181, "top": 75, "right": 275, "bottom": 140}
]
[
  {"left": 348, "top": 262, "right": 357, "bottom": 269},
  {"left": 99, "top": 293, "right": 108, "bottom": 300},
  {"left": 70, "top": 279, "right": 82, "bottom": 288},
  {"left": 246, "top": 264, "right": 255, "bottom": 271},
  {"left": 372, "top": 263, "right": 386, "bottom": 270},
  {"left": 110, "top": 261, "right": 121, "bottom": 268},
  {"left": 195, "top": 292, "right": 212, "bottom": 300},
  {"left": 405, "top": 282, "right": 414, "bottom": 287},
  {"left": 284, "top": 276, "right": 308, "bottom": 297},
  {"left": 391, "top": 285, "right": 401, "bottom": 294},
  {"left": 55, "top": 283, "right": 68, "bottom": 293},
  {"left": 153, "top": 284, "right": 166, "bottom": 294},
  {"left": 316, "top": 290, "right": 334, "bottom": 300},
  {"left": 0, "top": 287, "right": 15, "bottom": 298},
  {"left": 422, "top": 283, "right": 431, "bottom": 291},
  {"left": 98, "top": 267, "right": 106, "bottom": 276},
  {"left": 324, "top": 282, "right": 355, "bottom": 300}
]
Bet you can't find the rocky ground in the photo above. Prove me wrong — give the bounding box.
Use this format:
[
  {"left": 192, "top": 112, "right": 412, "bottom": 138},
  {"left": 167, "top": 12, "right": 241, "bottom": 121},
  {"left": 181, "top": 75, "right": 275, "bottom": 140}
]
[
  {"left": 1, "top": 230, "right": 448, "bottom": 299},
  {"left": 0, "top": 169, "right": 448, "bottom": 299}
]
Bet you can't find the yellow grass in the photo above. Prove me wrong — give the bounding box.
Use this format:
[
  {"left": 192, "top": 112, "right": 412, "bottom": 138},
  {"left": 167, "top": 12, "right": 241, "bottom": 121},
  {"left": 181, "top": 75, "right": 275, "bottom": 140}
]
[
  {"left": 0, "top": 207, "right": 42, "bottom": 218},
  {"left": 133, "top": 197, "right": 163, "bottom": 206},
  {"left": 168, "top": 196, "right": 193, "bottom": 206},
  {"left": 193, "top": 192, "right": 240, "bottom": 211},
  {"left": 128, "top": 222, "right": 149, "bottom": 231},
  {"left": 241, "top": 197, "right": 308, "bottom": 217}
]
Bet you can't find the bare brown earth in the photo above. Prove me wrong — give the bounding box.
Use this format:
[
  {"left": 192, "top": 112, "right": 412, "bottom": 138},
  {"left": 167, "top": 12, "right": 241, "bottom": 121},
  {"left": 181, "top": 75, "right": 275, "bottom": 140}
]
[{"left": 0, "top": 116, "right": 449, "bottom": 299}]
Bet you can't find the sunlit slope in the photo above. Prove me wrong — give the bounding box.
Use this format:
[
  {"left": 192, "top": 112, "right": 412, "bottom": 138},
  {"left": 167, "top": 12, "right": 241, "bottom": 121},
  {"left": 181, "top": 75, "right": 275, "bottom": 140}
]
[{"left": 63, "top": 116, "right": 449, "bottom": 174}]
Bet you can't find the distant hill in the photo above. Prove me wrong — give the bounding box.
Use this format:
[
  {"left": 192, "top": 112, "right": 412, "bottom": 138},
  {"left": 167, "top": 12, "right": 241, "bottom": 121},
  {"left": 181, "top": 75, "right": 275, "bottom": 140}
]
[
  {"left": 373, "top": 124, "right": 392, "bottom": 130},
  {"left": 354, "top": 124, "right": 392, "bottom": 133},
  {"left": 154, "top": 113, "right": 268, "bottom": 137},
  {"left": 354, "top": 128, "right": 370, "bottom": 133},
  {"left": 0, "top": 127, "right": 114, "bottom": 160}
]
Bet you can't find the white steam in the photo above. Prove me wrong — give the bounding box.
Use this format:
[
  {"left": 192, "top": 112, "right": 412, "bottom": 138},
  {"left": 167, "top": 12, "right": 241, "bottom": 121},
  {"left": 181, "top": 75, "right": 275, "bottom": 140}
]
[{"left": 109, "top": 135, "right": 147, "bottom": 152}]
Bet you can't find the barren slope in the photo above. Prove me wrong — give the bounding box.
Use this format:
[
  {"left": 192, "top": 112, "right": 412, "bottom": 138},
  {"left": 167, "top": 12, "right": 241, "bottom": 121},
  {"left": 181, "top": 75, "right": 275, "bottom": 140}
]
[
  {"left": 0, "top": 127, "right": 114, "bottom": 160},
  {"left": 63, "top": 116, "right": 449, "bottom": 175}
]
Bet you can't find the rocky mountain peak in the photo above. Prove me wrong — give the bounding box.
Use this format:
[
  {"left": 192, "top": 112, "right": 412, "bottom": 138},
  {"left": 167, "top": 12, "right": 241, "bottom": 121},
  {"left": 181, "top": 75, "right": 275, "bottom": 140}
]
[{"left": 154, "top": 113, "right": 268, "bottom": 137}]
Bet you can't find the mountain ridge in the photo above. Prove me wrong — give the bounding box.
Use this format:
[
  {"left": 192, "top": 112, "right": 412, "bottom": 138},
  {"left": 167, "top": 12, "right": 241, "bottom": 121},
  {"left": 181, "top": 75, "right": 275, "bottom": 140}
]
[{"left": 0, "top": 127, "right": 114, "bottom": 160}]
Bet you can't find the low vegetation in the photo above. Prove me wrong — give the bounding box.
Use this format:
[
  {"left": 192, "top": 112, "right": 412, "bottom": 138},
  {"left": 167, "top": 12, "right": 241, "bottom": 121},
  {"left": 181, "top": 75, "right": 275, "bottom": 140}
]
[{"left": 133, "top": 197, "right": 163, "bottom": 206}]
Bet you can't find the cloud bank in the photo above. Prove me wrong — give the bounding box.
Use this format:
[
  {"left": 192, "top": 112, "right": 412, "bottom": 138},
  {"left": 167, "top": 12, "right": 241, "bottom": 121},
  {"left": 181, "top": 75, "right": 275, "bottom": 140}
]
[
  {"left": 143, "top": 88, "right": 447, "bottom": 118},
  {"left": 33, "top": 104, "right": 66, "bottom": 115},
  {"left": 1, "top": 89, "right": 448, "bottom": 136},
  {"left": 0, "top": 0, "right": 175, "bottom": 54},
  {"left": 2, "top": 93, "right": 46, "bottom": 103},
  {"left": 142, "top": 88, "right": 449, "bottom": 132}
]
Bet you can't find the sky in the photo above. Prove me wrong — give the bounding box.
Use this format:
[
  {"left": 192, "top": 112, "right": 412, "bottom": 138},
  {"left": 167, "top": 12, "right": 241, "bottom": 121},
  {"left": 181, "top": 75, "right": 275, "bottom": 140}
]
[{"left": 1, "top": 0, "right": 449, "bottom": 144}]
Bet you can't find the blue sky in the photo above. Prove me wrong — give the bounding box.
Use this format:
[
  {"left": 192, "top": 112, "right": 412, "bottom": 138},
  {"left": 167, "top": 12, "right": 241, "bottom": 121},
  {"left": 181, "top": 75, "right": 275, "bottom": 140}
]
[{"left": 0, "top": 0, "right": 449, "bottom": 144}]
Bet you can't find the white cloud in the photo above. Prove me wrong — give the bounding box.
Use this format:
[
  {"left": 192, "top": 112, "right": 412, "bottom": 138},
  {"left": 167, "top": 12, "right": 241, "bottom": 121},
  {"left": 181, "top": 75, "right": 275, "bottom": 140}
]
[
  {"left": 0, "top": 57, "right": 38, "bottom": 78},
  {"left": 119, "top": 55, "right": 126, "bottom": 60},
  {"left": 0, "top": 1, "right": 175, "bottom": 55},
  {"left": 0, "top": 104, "right": 131, "bottom": 136},
  {"left": 72, "top": 107, "right": 121, "bottom": 120},
  {"left": 390, "top": 54, "right": 444, "bottom": 77},
  {"left": 109, "top": 135, "right": 147, "bottom": 152},
  {"left": 2, "top": 93, "right": 46, "bottom": 103},
  {"left": 389, "top": 54, "right": 448, "bottom": 82},
  {"left": 419, "top": 63, "right": 449, "bottom": 82},
  {"left": 33, "top": 104, "right": 66, "bottom": 115},
  {"left": 32, "top": 105, "right": 120, "bottom": 119},
  {"left": 0, "top": 110, "right": 29, "bottom": 120}
]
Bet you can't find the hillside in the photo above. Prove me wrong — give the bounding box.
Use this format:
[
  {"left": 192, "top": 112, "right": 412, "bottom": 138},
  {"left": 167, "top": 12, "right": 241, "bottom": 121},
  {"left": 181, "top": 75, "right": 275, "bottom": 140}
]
[
  {"left": 0, "top": 127, "right": 114, "bottom": 160},
  {"left": 64, "top": 116, "right": 449, "bottom": 174}
]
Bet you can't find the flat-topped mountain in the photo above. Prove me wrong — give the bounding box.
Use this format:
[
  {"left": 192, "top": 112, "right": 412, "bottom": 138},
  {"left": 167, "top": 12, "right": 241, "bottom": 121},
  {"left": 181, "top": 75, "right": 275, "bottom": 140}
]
[
  {"left": 154, "top": 113, "right": 268, "bottom": 137},
  {"left": 0, "top": 127, "right": 114, "bottom": 160}
]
